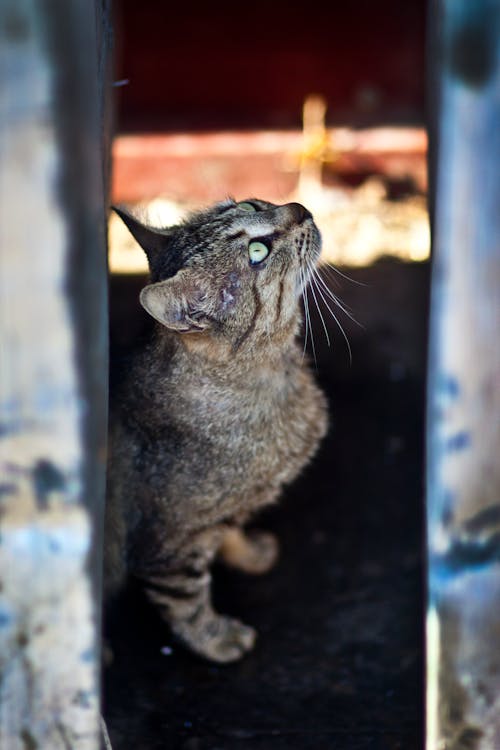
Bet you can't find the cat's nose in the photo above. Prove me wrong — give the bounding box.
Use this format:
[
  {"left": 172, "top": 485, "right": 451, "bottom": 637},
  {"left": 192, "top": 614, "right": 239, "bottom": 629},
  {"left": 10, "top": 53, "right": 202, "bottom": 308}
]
[{"left": 287, "top": 202, "right": 313, "bottom": 224}]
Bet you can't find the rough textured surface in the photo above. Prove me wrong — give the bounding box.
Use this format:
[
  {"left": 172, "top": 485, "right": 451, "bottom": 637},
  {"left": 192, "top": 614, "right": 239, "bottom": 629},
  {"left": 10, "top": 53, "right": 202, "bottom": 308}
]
[
  {"left": 426, "top": 3, "right": 500, "bottom": 747},
  {"left": 0, "top": 2, "right": 110, "bottom": 747},
  {"left": 103, "top": 258, "right": 427, "bottom": 748}
]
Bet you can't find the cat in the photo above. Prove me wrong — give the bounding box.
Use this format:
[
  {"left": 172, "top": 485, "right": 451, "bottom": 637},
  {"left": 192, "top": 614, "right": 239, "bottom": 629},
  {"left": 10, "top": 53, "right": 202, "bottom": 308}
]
[{"left": 105, "top": 197, "right": 328, "bottom": 663}]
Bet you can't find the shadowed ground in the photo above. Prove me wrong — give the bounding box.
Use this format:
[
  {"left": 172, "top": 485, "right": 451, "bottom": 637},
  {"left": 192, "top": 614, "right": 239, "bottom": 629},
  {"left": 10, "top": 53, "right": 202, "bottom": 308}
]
[{"left": 104, "top": 258, "right": 427, "bottom": 750}]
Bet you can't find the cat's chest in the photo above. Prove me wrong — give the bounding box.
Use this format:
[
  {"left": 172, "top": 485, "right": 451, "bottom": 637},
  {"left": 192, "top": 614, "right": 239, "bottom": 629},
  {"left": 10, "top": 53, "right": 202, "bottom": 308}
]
[
  {"left": 174, "top": 367, "right": 326, "bottom": 484},
  {"left": 179, "top": 371, "right": 301, "bottom": 437}
]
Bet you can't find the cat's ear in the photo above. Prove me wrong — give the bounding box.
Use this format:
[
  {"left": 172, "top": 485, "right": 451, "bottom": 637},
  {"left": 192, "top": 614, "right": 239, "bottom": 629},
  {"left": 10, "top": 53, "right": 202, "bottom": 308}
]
[
  {"left": 111, "top": 205, "right": 170, "bottom": 263},
  {"left": 140, "top": 270, "right": 211, "bottom": 333}
]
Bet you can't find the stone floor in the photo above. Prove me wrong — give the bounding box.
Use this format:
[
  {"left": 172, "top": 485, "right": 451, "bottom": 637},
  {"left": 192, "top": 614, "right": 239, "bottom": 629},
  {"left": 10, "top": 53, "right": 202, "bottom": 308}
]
[{"left": 103, "top": 258, "right": 428, "bottom": 750}]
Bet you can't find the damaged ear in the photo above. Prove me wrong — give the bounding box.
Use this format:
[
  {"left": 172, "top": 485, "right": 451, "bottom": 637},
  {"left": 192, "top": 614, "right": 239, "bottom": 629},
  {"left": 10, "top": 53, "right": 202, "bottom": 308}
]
[
  {"left": 139, "top": 270, "right": 212, "bottom": 333},
  {"left": 112, "top": 205, "right": 171, "bottom": 264}
]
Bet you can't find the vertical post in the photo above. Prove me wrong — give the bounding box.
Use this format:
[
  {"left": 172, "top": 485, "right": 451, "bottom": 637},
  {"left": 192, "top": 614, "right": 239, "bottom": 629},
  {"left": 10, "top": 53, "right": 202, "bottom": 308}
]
[
  {"left": 426, "top": 1, "right": 500, "bottom": 748},
  {"left": 0, "top": 1, "right": 110, "bottom": 748}
]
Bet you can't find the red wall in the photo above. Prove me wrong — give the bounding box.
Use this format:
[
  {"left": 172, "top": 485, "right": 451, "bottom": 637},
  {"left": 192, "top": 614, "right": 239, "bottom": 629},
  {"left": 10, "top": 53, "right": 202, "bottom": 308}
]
[{"left": 113, "top": 0, "right": 426, "bottom": 132}]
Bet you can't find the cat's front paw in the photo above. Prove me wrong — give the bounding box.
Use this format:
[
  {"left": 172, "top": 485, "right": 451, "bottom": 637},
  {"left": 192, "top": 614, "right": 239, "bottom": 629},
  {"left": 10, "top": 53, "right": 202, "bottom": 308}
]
[
  {"left": 219, "top": 528, "right": 279, "bottom": 575},
  {"left": 174, "top": 614, "right": 256, "bottom": 663}
]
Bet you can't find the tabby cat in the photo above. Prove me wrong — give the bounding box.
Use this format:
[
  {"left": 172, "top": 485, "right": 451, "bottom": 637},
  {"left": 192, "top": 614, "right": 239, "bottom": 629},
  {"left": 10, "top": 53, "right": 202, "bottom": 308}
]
[{"left": 105, "top": 197, "right": 328, "bottom": 663}]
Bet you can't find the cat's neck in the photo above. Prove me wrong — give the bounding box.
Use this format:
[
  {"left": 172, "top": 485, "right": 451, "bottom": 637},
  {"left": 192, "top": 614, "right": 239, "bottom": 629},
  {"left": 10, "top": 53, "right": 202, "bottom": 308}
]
[{"left": 153, "top": 319, "right": 302, "bottom": 379}]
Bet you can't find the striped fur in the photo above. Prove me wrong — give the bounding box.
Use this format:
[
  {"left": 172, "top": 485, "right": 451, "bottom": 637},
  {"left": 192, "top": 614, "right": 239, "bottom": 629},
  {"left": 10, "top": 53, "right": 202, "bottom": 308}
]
[{"left": 105, "top": 198, "right": 328, "bottom": 662}]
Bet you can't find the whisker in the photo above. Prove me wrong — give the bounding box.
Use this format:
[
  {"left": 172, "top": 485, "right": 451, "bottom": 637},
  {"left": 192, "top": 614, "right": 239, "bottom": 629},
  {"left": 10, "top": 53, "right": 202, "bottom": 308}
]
[
  {"left": 319, "top": 260, "right": 368, "bottom": 287},
  {"left": 306, "top": 260, "right": 353, "bottom": 365},
  {"left": 300, "top": 244, "right": 317, "bottom": 367},
  {"left": 299, "top": 266, "right": 308, "bottom": 359},
  {"left": 303, "top": 284, "right": 317, "bottom": 367},
  {"left": 308, "top": 272, "right": 331, "bottom": 348},
  {"left": 313, "top": 267, "right": 364, "bottom": 328}
]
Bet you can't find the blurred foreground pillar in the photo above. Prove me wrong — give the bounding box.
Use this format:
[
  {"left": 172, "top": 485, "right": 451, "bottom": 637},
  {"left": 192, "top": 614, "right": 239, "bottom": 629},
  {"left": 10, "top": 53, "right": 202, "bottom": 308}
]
[
  {"left": 426, "top": 1, "right": 500, "bottom": 748},
  {"left": 0, "top": 1, "right": 110, "bottom": 748}
]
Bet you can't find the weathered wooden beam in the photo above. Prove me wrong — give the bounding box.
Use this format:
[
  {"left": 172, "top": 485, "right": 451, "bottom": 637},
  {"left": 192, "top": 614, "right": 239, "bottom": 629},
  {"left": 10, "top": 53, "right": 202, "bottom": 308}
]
[
  {"left": 426, "top": 1, "right": 500, "bottom": 748},
  {"left": 0, "top": 1, "right": 110, "bottom": 748}
]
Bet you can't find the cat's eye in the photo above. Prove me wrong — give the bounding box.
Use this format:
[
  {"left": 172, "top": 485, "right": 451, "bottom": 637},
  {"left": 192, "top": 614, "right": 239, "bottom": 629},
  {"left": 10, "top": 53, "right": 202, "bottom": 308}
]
[
  {"left": 248, "top": 241, "right": 270, "bottom": 265},
  {"left": 238, "top": 202, "right": 257, "bottom": 212}
]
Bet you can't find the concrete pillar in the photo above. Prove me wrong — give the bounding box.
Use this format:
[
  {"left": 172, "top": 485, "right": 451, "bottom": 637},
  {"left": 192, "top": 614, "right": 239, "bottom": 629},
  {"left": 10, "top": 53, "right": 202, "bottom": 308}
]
[
  {"left": 426, "top": 2, "right": 500, "bottom": 748},
  {"left": 0, "top": 2, "right": 110, "bottom": 747}
]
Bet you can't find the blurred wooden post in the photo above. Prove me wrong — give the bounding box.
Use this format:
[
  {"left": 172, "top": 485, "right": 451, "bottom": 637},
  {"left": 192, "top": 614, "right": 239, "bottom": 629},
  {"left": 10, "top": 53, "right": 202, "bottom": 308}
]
[
  {"left": 426, "top": 1, "right": 500, "bottom": 748},
  {"left": 0, "top": 1, "right": 110, "bottom": 748}
]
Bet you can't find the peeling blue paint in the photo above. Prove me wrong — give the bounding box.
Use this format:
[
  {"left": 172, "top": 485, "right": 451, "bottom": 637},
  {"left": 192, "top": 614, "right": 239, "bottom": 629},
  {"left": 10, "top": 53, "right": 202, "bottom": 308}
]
[
  {"left": 437, "top": 373, "right": 460, "bottom": 400},
  {"left": 0, "top": 396, "right": 22, "bottom": 418},
  {"left": 430, "top": 534, "right": 500, "bottom": 585},
  {"left": 73, "top": 689, "right": 93, "bottom": 708},
  {"left": 0, "top": 605, "right": 14, "bottom": 628},
  {"left": 441, "top": 501, "right": 454, "bottom": 527},
  {"left": 6, "top": 526, "right": 89, "bottom": 560},
  {"left": 447, "top": 0, "right": 499, "bottom": 88},
  {"left": 428, "top": 486, "right": 456, "bottom": 532},
  {"left": 33, "top": 459, "right": 66, "bottom": 509},
  {"left": 445, "top": 431, "right": 471, "bottom": 452},
  {"left": 49, "top": 538, "right": 61, "bottom": 553}
]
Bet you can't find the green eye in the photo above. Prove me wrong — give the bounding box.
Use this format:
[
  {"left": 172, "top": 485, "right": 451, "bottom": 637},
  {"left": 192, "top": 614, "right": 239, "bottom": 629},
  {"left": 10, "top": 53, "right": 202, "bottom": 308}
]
[
  {"left": 248, "top": 240, "right": 270, "bottom": 265},
  {"left": 238, "top": 202, "right": 257, "bottom": 212}
]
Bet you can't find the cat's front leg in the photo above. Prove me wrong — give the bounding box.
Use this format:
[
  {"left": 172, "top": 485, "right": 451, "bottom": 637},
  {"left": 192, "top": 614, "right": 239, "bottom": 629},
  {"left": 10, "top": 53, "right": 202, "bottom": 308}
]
[
  {"left": 219, "top": 527, "right": 279, "bottom": 574},
  {"left": 138, "top": 525, "right": 256, "bottom": 663}
]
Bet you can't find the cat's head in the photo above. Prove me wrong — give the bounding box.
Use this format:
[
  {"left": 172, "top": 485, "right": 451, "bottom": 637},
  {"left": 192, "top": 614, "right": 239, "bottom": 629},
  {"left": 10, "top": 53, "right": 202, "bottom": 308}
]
[{"left": 113, "top": 197, "right": 321, "bottom": 350}]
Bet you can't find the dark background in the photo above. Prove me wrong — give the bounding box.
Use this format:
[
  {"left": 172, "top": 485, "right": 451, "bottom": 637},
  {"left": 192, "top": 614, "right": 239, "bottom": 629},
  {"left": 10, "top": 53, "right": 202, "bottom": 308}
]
[{"left": 113, "top": 0, "right": 426, "bottom": 132}]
